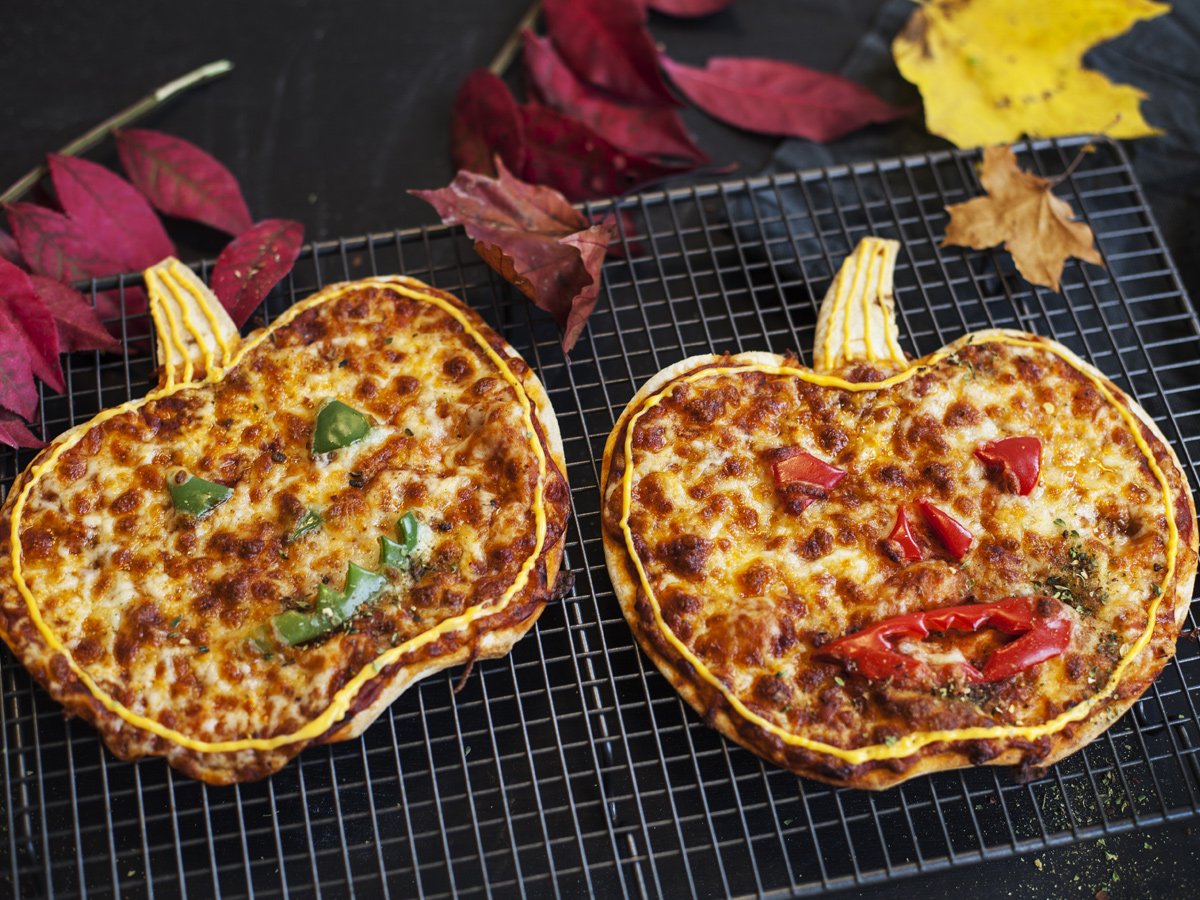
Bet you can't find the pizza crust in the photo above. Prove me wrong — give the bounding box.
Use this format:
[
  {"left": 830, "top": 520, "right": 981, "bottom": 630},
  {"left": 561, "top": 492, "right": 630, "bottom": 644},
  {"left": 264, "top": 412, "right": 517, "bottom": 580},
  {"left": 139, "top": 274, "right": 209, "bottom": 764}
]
[{"left": 601, "top": 340, "right": 1197, "bottom": 789}]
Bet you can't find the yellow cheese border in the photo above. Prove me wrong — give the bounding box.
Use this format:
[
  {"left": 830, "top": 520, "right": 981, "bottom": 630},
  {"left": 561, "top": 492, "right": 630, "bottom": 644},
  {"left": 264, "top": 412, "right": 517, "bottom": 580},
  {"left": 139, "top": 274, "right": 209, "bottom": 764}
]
[
  {"left": 619, "top": 337, "right": 1178, "bottom": 765},
  {"left": 8, "top": 276, "right": 548, "bottom": 754}
]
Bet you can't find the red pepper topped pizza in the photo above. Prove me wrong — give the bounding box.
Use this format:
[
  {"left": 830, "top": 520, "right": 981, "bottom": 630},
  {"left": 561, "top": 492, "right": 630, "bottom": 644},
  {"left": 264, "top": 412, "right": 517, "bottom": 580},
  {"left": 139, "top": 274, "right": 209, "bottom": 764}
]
[{"left": 601, "top": 237, "right": 1198, "bottom": 789}]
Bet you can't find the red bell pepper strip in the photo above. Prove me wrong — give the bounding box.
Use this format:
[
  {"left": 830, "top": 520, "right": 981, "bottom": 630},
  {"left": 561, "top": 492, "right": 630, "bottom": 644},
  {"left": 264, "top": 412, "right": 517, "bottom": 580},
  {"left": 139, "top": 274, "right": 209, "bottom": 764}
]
[
  {"left": 772, "top": 448, "right": 846, "bottom": 492},
  {"left": 918, "top": 498, "right": 973, "bottom": 559},
  {"left": 885, "top": 506, "right": 923, "bottom": 562},
  {"left": 817, "top": 596, "right": 1073, "bottom": 683},
  {"left": 976, "top": 436, "right": 1042, "bottom": 496},
  {"left": 772, "top": 448, "right": 846, "bottom": 511}
]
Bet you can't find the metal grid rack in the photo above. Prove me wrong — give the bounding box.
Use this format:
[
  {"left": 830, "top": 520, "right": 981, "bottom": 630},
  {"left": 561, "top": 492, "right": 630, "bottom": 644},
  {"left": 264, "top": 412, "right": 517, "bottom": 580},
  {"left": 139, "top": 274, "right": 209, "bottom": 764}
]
[{"left": 3, "top": 136, "right": 1199, "bottom": 898}]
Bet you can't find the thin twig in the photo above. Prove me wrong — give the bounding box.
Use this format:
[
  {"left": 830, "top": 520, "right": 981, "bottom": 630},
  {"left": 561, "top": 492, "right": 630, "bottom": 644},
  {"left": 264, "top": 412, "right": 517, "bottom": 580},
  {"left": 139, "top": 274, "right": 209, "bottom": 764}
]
[
  {"left": 0, "top": 60, "right": 234, "bottom": 205},
  {"left": 488, "top": 1, "right": 542, "bottom": 76},
  {"left": 1048, "top": 114, "right": 1122, "bottom": 188}
]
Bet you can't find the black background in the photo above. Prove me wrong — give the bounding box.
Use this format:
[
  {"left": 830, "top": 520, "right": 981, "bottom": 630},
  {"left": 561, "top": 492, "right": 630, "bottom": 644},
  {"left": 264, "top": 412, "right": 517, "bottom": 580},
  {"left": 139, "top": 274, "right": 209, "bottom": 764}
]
[{"left": 3, "top": 1, "right": 1198, "bottom": 896}]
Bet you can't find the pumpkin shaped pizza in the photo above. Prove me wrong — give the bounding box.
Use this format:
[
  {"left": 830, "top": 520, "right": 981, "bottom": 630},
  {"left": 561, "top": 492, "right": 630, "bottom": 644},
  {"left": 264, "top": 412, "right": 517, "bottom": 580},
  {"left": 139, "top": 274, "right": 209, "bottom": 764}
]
[
  {"left": 601, "top": 238, "right": 1197, "bottom": 789},
  {"left": 0, "top": 263, "right": 570, "bottom": 784}
]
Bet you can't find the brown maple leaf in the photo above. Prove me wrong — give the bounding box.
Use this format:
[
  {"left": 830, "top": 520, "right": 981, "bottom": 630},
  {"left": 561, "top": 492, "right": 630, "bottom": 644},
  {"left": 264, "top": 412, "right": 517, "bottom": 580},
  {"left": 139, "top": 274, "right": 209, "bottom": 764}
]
[{"left": 942, "top": 145, "right": 1103, "bottom": 292}]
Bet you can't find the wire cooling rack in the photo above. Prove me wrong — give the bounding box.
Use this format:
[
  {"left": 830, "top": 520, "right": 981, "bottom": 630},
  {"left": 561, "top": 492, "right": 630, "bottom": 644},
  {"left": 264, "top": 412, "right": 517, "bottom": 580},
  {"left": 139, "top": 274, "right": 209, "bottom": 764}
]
[{"left": 3, "top": 136, "right": 1199, "bottom": 898}]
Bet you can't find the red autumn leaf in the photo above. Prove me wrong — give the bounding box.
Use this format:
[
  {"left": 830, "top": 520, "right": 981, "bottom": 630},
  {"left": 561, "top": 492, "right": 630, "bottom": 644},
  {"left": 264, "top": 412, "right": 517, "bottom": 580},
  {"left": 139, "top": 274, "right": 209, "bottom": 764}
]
[
  {"left": 48, "top": 154, "right": 175, "bottom": 271},
  {"left": 0, "top": 409, "right": 45, "bottom": 450},
  {"left": 115, "top": 129, "right": 254, "bottom": 236},
  {"left": 522, "top": 31, "right": 708, "bottom": 165},
  {"left": 600, "top": 209, "right": 644, "bottom": 258},
  {"left": 210, "top": 219, "right": 305, "bottom": 327},
  {"left": 557, "top": 225, "right": 613, "bottom": 352},
  {"left": 543, "top": 0, "right": 679, "bottom": 107},
  {"left": 0, "top": 227, "right": 22, "bottom": 266},
  {"left": 0, "top": 258, "right": 64, "bottom": 393},
  {"left": 451, "top": 70, "right": 526, "bottom": 177},
  {"left": 645, "top": 0, "right": 737, "bottom": 15},
  {"left": 659, "top": 54, "right": 912, "bottom": 141},
  {"left": 5, "top": 202, "right": 126, "bottom": 282},
  {"left": 410, "top": 159, "right": 616, "bottom": 354},
  {"left": 519, "top": 103, "right": 691, "bottom": 201},
  {"left": 0, "top": 311, "right": 40, "bottom": 421},
  {"left": 5, "top": 202, "right": 147, "bottom": 332},
  {"left": 29, "top": 275, "right": 122, "bottom": 354}
]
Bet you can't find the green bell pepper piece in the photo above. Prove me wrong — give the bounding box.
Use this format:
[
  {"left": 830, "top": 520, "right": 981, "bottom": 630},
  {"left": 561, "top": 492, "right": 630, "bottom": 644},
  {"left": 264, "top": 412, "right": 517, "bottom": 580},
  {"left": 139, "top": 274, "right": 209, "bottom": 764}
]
[
  {"left": 339, "top": 563, "right": 387, "bottom": 610},
  {"left": 379, "top": 536, "right": 407, "bottom": 569},
  {"left": 397, "top": 511, "right": 420, "bottom": 554},
  {"left": 380, "top": 512, "right": 420, "bottom": 568},
  {"left": 312, "top": 400, "right": 372, "bottom": 455},
  {"left": 273, "top": 562, "right": 388, "bottom": 646},
  {"left": 168, "top": 472, "right": 232, "bottom": 517},
  {"left": 262, "top": 514, "right": 423, "bottom": 650},
  {"left": 287, "top": 508, "right": 322, "bottom": 543},
  {"left": 273, "top": 609, "right": 329, "bottom": 647}
]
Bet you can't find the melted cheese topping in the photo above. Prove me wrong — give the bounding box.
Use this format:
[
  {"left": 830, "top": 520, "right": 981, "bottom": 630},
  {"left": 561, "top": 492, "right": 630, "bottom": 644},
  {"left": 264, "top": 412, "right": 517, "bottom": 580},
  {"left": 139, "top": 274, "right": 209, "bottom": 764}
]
[
  {"left": 8, "top": 277, "right": 553, "bottom": 753},
  {"left": 614, "top": 337, "right": 1179, "bottom": 765}
]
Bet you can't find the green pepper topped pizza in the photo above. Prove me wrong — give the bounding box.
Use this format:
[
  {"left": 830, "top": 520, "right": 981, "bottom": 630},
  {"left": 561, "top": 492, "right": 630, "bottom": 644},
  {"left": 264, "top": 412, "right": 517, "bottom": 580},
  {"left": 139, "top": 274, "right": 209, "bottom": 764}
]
[
  {"left": 601, "top": 237, "right": 1198, "bottom": 789},
  {"left": 0, "top": 262, "right": 570, "bottom": 784}
]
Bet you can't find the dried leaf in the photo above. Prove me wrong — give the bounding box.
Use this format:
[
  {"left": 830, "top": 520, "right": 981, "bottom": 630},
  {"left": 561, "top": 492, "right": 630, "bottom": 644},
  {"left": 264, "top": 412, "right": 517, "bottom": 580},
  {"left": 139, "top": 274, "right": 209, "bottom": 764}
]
[
  {"left": 543, "top": 0, "right": 679, "bottom": 106},
  {"left": 48, "top": 154, "right": 175, "bottom": 271},
  {"left": 659, "top": 55, "right": 912, "bottom": 141},
  {"left": 599, "top": 209, "right": 644, "bottom": 258},
  {"left": 645, "top": 0, "right": 737, "bottom": 15},
  {"left": 0, "top": 258, "right": 64, "bottom": 393},
  {"left": 892, "top": 0, "right": 1168, "bottom": 148},
  {"left": 523, "top": 31, "right": 707, "bottom": 165},
  {"left": 410, "top": 160, "right": 616, "bottom": 353},
  {"left": 520, "top": 103, "right": 690, "bottom": 201},
  {"left": 0, "top": 227, "right": 22, "bottom": 266},
  {"left": 451, "top": 70, "right": 526, "bottom": 177},
  {"left": 942, "top": 145, "right": 1104, "bottom": 292},
  {"left": 557, "top": 225, "right": 613, "bottom": 352},
  {"left": 115, "top": 129, "right": 254, "bottom": 236},
  {"left": 210, "top": 219, "right": 305, "bottom": 327},
  {"left": 29, "top": 275, "right": 122, "bottom": 354},
  {"left": 0, "top": 409, "right": 45, "bottom": 450}
]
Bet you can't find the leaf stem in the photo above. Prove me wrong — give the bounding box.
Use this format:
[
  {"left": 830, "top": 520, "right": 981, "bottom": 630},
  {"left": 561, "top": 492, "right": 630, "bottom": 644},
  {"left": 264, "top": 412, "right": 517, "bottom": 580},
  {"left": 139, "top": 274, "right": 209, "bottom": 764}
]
[
  {"left": 1048, "top": 114, "right": 1122, "bottom": 188},
  {"left": 0, "top": 60, "right": 234, "bottom": 205},
  {"left": 488, "top": 1, "right": 541, "bottom": 76}
]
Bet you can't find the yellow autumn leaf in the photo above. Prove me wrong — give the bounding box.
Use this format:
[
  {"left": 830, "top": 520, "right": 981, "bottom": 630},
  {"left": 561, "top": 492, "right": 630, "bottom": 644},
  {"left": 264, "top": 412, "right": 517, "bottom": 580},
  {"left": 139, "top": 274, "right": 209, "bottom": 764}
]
[{"left": 892, "top": 0, "right": 1170, "bottom": 148}]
